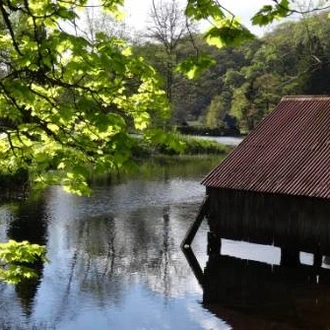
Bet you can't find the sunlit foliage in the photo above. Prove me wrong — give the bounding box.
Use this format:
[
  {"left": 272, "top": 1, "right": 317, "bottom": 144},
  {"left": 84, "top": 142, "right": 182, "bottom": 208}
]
[
  {"left": 0, "top": 0, "right": 171, "bottom": 196},
  {"left": 0, "top": 240, "right": 47, "bottom": 284}
]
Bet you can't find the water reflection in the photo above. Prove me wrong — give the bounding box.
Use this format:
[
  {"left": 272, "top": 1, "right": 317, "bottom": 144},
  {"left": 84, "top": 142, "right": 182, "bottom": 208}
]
[
  {"left": 7, "top": 198, "right": 48, "bottom": 245},
  {"left": 6, "top": 198, "right": 48, "bottom": 315},
  {"left": 5, "top": 154, "right": 328, "bottom": 329},
  {"left": 0, "top": 157, "right": 231, "bottom": 330},
  {"left": 183, "top": 242, "right": 330, "bottom": 330},
  {"left": 203, "top": 254, "right": 330, "bottom": 329}
]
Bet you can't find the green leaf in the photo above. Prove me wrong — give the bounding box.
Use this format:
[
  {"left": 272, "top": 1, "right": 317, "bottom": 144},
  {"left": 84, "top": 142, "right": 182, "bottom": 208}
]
[
  {"left": 252, "top": 6, "right": 276, "bottom": 26},
  {"left": 62, "top": 172, "right": 92, "bottom": 196},
  {"left": 0, "top": 240, "right": 47, "bottom": 284},
  {"left": 176, "top": 54, "right": 216, "bottom": 79},
  {"left": 56, "top": 7, "right": 77, "bottom": 20},
  {"left": 185, "top": 0, "right": 225, "bottom": 20},
  {"left": 276, "top": 0, "right": 290, "bottom": 16},
  {"left": 102, "top": 0, "right": 124, "bottom": 18},
  {"left": 252, "top": 1, "right": 291, "bottom": 26},
  {"left": 204, "top": 19, "right": 255, "bottom": 48}
]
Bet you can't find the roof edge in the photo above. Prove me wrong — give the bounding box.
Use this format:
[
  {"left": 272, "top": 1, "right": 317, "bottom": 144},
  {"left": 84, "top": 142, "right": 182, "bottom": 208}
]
[{"left": 281, "top": 95, "right": 330, "bottom": 101}]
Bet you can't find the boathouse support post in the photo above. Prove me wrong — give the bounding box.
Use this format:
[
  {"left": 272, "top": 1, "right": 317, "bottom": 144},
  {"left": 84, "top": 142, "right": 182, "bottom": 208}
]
[
  {"left": 313, "top": 244, "right": 323, "bottom": 268},
  {"left": 207, "top": 231, "right": 221, "bottom": 256},
  {"left": 280, "top": 247, "right": 300, "bottom": 266},
  {"left": 181, "top": 196, "right": 209, "bottom": 249}
]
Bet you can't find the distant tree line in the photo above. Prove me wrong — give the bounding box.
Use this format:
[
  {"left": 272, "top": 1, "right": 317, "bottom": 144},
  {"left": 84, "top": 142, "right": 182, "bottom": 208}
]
[{"left": 134, "top": 10, "right": 330, "bottom": 134}]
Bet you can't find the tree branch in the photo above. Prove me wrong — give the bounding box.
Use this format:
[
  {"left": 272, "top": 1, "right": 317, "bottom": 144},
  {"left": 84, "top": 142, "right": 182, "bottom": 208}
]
[{"left": 0, "top": 2, "right": 22, "bottom": 56}]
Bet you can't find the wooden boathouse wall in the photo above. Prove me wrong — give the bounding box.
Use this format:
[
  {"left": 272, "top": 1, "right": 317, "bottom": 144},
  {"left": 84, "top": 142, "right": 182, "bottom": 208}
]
[
  {"left": 206, "top": 187, "right": 330, "bottom": 255},
  {"left": 195, "top": 95, "right": 330, "bottom": 260}
]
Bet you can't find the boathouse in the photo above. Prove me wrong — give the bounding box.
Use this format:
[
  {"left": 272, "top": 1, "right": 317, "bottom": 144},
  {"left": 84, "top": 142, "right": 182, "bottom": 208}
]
[{"left": 192, "top": 96, "right": 330, "bottom": 265}]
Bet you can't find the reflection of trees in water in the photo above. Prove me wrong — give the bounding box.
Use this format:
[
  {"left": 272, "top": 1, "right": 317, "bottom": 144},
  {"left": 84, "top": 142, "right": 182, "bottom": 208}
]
[
  {"left": 7, "top": 199, "right": 48, "bottom": 246},
  {"left": 161, "top": 206, "right": 170, "bottom": 297},
  {"left": 59, "top": 215, "right": 125, "bottom": 309},
  {"left": 116, "top": 204, "right": 189, "bottom": 298},
  {"left": 0, "top": 159, "right": 217, "bottom": 327},
  {"left": 57, "top": 202, "right": 202, "bottom": 307},
  {"left": 6, "top": 198, "right": 48, "bottom": 315}
]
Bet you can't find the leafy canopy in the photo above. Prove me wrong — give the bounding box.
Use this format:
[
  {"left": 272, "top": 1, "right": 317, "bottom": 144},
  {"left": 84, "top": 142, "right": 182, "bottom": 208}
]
[{"left": 0, "top": 0, "right": 172, "bottom": 196}]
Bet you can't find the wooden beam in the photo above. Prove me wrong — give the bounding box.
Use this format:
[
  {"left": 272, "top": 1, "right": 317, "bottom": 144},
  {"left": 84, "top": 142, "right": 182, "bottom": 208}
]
[
  {"left": 181, "top": 195, "right": 209, "bottom": 249},
  {"left": 182, "top": 246, "right": 204, "bottom": 287}
]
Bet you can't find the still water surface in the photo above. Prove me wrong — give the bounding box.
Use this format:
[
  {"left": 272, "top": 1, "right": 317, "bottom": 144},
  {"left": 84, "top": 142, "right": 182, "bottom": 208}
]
[
  {"left": 0, "top": 155, "right": 329, "bottom": 329},
  {"left": 197, "top": 136, "right": 243, "bottom": 146},
  {"left": 0, "top": 157, "right": 229, "bottom": 330}
]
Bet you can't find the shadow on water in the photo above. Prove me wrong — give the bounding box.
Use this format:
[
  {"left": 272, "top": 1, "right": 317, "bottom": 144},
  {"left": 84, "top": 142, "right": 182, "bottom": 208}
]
[
  {"left": 184, "top": 245, "right": 330, "bottom": 329},
  {"left": 6, "top": 197, "right": 48, "bottom": 315}
]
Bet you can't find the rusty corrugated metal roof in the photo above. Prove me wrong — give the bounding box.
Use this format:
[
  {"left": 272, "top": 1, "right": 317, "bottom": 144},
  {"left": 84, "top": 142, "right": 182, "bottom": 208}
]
[{"left": 201, "top": 95, "right": 330, "bottom": 199}]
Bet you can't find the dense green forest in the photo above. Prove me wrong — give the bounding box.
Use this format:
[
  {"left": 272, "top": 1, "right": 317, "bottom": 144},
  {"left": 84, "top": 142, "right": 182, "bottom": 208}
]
[{"left": 135, "top": 11, "right": 330, "bottom": 133}]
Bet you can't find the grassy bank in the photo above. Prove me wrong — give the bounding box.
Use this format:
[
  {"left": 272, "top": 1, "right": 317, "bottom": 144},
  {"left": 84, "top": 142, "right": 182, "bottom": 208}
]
[{"left": 132, "top": 133, "right": 230, "bottom": 159}]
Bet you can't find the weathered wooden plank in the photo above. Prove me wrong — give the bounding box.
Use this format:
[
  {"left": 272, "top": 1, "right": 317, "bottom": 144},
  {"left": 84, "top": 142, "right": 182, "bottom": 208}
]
[{"left": 180, "top": 195, "right": 209, "bottom": 249}]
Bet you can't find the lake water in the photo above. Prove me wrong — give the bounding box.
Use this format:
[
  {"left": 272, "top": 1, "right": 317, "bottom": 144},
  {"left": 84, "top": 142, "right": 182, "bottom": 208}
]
[
  {"left": 0, "top": 157, "right": 225, "bottom": 330},
  {"left": 0, "top": 156, "right": 330, "bottom": 329},
  {"left": 197, "top": 136, "right": 244, "bottom": 147}
]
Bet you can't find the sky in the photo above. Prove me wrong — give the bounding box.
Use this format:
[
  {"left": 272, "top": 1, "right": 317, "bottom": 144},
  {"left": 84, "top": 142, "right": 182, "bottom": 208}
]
[{"left": 123, "top": 0, "right": 277, "bottom": 36}]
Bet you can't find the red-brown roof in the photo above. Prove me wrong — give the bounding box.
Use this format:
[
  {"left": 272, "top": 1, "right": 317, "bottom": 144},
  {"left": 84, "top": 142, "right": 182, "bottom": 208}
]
[{"left": 201, "top": 95, "right": 330, "bottom": 199}]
